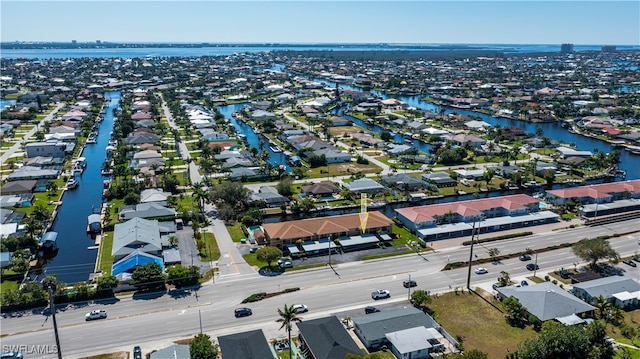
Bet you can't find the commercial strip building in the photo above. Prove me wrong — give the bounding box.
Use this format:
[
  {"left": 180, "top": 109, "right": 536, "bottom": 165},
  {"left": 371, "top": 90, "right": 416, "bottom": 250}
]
[
  {"left": 395, "top": 194, "right": 559, "bottom": 242},
  {"left": 546, "top": 179, "right": 640, "bottom": 219}
]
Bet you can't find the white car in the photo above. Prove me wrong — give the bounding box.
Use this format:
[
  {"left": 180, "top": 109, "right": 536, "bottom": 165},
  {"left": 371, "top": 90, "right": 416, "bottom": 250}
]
[
  {"left": 475, "top": 267, "right": 488, "bottom": 274},
  {"left": 371, "top": 289, "right": 391, "bottom": 300},
  {"left": 85, "top": 309, "right": 107, "bottom": 321},
  {"left": 292, "top": 304, "right": 308, "bottom": 313}
]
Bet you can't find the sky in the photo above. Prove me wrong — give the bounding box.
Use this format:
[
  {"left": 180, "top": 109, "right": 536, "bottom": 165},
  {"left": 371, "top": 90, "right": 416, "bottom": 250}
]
[{"left": 1, "top": 1, "right": 638, "bottom": 45}]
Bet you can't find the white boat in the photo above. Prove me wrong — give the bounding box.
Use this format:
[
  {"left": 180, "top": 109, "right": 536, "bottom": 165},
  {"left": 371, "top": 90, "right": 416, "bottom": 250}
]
[
  {"left": 66, "top": 178, "right": 79, "bottom": 189},
  {"left": 270, "top": 145, "right": 282, "bottom": 153}
]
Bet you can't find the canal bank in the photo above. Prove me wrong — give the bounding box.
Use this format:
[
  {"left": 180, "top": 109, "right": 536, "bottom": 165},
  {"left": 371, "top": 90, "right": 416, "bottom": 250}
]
[{"left": 45, "top": 91, "right": 120, "bottom": 284}]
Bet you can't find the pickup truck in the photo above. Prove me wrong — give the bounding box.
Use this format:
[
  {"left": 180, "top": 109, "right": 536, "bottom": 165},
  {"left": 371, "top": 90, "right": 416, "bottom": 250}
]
[
  {"left": 85, "top": 309, "right": 107, "bottom": 321},
  {"left": 371, "top": 289, "right": 390, "bottom": 300}
]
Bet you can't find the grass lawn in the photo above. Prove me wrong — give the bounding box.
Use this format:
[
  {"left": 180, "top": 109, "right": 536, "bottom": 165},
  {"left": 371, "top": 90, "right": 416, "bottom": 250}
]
[
  {"left": 97, "top": 232, "right": 114, "bottom": 275},
  {"left": 0, "top": 279, "right": 20, "bottom": 294},
  {"left": 429, "top": 290, "right": 537, "bottom": 357},
  {"left": 226, "top": 222, "right": 247, "bottom": 242},
  {"left": 199, "top": 232, "right": 220, "bottom": 261},
  {"left": 79, "top": 352, "right": 129, "bottom": 359},
  {"left": 305, "top": 162, "right": 382, "bottom": 179}
]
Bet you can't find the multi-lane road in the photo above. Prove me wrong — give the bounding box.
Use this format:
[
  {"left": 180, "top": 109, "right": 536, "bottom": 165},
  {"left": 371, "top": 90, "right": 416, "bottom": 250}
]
[{"left": 2, "top": 219, "right": 639, "bottom": 358}]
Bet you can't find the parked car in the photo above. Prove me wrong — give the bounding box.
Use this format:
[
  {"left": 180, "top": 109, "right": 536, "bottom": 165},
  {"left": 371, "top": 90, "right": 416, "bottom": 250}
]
[
  {"left": 526, "top": 263, "right": 539, "bottom": 271},
  {"left": 622, "top": 259, "right": 637, "bottom": 267},
  {"left": 277, "top": 257, "right": 293, "bottom": 268},
  {"left": 560, "top": 270, "right": 572, "bottom": 279},
  {"left": 274, "top": 341, "right": 290, "bottom": 352},
  {"left": 403, "top": 280, "right": 417, "bottom": 288},
  {"left": 520, "top": 280, "right": 529, "bottom": 287},
  {"left": 371, "top": 289, "right": 390, "bottom": 300},
  {"left": 475, "top": 267, "right": 488, "bottom": 274},
  {"left": 85, "top": 309, "right": 107, "bottom": 321},
  {"left": 0, "top": 353, "right": 23, "bottom": 359},
  {"left": 365, "top": 306, "right": 380, "bottom": 314},
  {"left": 633, "top": 257, "right": 640, "bottom": 263},
  {"left": 492, "top": 283, "right": 501, "bottom": 290},
  {"left": 519, "top": 254, "right": 531, "bottom": 261},
  {"left": 234, "top": 307, "right": 252, "bottom": 318},
  {"left": 292, "top": 304, "right": 308, "bottom": 313},
  {"left": 133, "top": 346, "right": 142, "bottom": 359}
]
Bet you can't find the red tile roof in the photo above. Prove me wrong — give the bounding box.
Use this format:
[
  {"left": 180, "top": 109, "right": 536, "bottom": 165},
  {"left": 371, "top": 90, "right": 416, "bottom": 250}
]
[{"left": 547, "top": 180, "right": 640, "bottom": 199}]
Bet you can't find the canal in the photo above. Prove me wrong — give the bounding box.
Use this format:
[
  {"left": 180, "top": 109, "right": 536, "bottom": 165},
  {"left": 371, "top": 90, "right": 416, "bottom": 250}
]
[
  {"left": 217, "top": 103, "right": 292, "bottom": 172},
  {"left": 46, "top": 91, "right": 120, "bottom": 284},
  {"left": 312, "top": 78, "right": 640, "bottom": 181}
]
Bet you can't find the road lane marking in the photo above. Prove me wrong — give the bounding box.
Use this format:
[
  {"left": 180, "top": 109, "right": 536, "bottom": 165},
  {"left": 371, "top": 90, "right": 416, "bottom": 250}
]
[{"left": 228, "top": 251, "right": 240, "bottom": 274}]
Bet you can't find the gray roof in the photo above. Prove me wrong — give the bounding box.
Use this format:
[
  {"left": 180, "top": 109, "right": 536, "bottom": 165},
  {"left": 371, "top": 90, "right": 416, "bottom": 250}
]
[
  {"left": 497, "top": 282, "right": 594, "bottom": 321},
  {"left": 296, "top": 316, "right": 361, "bottom": 359},
  {"left": 385, "top": 326, "right": 434, "bottom": 354},
  {"left": 353, "top": 307, "right": 435, "bottom": 344},
  {"left": 150, "top": 344, "right": 190, "bottom": 359},
  {"left": 572, "top": 276, "right": 640, "bottom": 299},
  {"left": 6, "top": 166, "right": 60, "bottom": 181},
  {"left": 344, "top": 178, "right": 385, "bottom": 193},
  {"left": 217, "top": 329, "right": 273, "bottom": 359},
  {"left": 162, "top": 247, "right": 181, "bottom": 264},
  {"left": 119, "top": 202, "right": 176, "bottom": 221},
  {"left": 112, "top": 217, "right": 163, "bottom": 258},
  {"left": 140, "top": 188, "right": 171, "bottom": 203},
  {"left": 380, "top": 174, "right": 425, "bottom": 187}
]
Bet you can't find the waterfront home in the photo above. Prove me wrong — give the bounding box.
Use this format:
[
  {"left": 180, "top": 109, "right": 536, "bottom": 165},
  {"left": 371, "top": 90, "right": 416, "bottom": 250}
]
[
  {"left": 380, "top": 173, "right": 428, "bottom": 191},
  {"left": 0, "top": 193, "right": 34, "bottom": 208},
  {"left": 251, "top": 109, "right": 277, "bottom": 121},
  {"left": 61, "top": 109, "right": 88, "bottom": 121},
  {"left": 25, "top": 141, "right": 71, "bottom": 158},
  {"left": 124, "top": 131, "right": 161, "bottom": 145},
  {"left": 310, "top": 148, "right": 352, "bottom": 164},
  {"left": 300, "top": 181, "right": 339, "bottom": 197},
  {"left": 422, "top": 172, "right": 457, "bottom": 187},
  {"left": 297, "top": 316, "right": 362, "bottom": 359},
  {"left": 445, "top": 133, "right": 486, "bottom": 148},
  {"left": 556, "top": 146, "right": 593, "bottom": 158},
  {"left": 118, "top": 202, "right": 176, "bottom": 221},
  {"left": 131, "top": 111, "right": 152, "bottom": 121},
  {"left": 197, "top": 129, "right": 229, "bottom": 142},
  {"left": 386, "top": 143, "right": 413, "bottom": 157},
  {"left": 112, "top": 250, "right": 165, "bottom": 280},
  {"left": 453, "top": 168, "right": 485, "bottom": 180},
  {"left": 218, "top": 330, "right": 274, "bottom": 359},
  {"left": 0, "top": 180, "right": 37, "bottom": 194},
  {"left": 140, "top": 188, "right": 172, "bottom": 205},
  {"left": 496, "top": 282, "right": 595, "bottom": 322},
  {"left": 249, "top": 186, "right": 290, "bottom": 208},
  {"left": 327, "top": 115, "right": 349, "bottom": 126},
  {"left": 229, "top": 167, "right": 261, "bottom": 181},
  {"left": 112, "top": 217, "right": 168, "bottom": 262},
  {"left": 6, "top": 166, "right": 60, "bottom": 181},
  {"left": 343, "top": 178, "right": 386, "bottom": 195}
]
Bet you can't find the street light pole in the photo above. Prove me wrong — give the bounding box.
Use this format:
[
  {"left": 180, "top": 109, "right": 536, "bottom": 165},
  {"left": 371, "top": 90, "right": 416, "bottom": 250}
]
[
  {"left": 534, "top": 251, "right": 538, "bottom": 278},
  {"left": 466, "top": 218, "right": 478, "bottom": 290},
  {"left": 407, "top": 273, "right": 411, "bottom": 301},
  {"left": 48, "top": 286, "right": 63, "bottom": 359}
]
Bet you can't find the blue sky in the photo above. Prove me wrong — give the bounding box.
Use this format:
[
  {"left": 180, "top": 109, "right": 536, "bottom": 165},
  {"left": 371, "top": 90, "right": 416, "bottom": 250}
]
[{"left": 1, "top": 1, "right": 638, "bottom": 45}]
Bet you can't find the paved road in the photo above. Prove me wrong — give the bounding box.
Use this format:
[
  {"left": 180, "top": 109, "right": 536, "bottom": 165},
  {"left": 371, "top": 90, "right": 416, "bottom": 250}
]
[
  {"left": 0, "top": 103, "right": 65, "bottom": 165},
  {"left": 2, "top": 219, "right": 638, "bottom": 358}
]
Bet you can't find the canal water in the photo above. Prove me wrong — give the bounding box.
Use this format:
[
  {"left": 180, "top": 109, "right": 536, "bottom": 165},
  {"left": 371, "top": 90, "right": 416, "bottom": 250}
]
[
  {"left": 217, "top": 103, "right": 292, "bottom": 172},
  {"left": 45, "top": 91, "right": 120, "bottom": 284},
  {"left": 312, "top": 78, "right": 640, "bottom": 181}
]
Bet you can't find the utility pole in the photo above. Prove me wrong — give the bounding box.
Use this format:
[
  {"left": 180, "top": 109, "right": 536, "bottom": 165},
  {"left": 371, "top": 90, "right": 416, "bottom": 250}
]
[
  {"left": 48, "top": 286, "right": 63, "bottom": 359},
  {"left": 407, "top": 273, "right": 412, "bottom": 301},
  {"left": 466, "top": 217, "right": 480, "bottom": 290},
  {"left": 198, "top": 309, "right": 203, "bottom": 334}
]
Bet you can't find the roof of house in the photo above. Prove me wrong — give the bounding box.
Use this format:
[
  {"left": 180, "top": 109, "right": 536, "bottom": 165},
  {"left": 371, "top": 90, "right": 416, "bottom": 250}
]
[
  {"left": 297, "top": 316, "right": 361, "bottom": 359},
  {"left": 119, "top": 202, "right": 176, "bottom": 221},
  {"left": 353, "top": 307, "right": 434, "bottom": 344},
  {"left": 112, "top": 217, "right": 163, "bottom": 258},
  {"left": 547, "top": 180, "right": 640, "bottom": 199},
  {"left": 497, "top": 282, "right": 595, "bottom": 321},
  {"left": 217, "top": 329, "right": 273, "bottom": 359},
  {"left": 140, "top": 188, "right": 171, "bottom": 203},
  {"left": 396, "top": 194, "right": 539, "bottom": 223},
  {"left": 149, "top": 344, "right": 190, "bottom": 359},
  {"left": 572, "top": 276, "right": 640, "bottom": 298},
  {"left": 262, "top": 211, "right": 392, "bottom": 242},
  {"left": 344, "top": 178, "right": 385, "bottom": 192},
  {"left": 380, "top": 174, "right": 425, "bottom": 186},
  {"left": 1, "top": 180, "right": 37, "bottom": 194},
  {"left": 300, "top": 181, "right": 339, "bottom": 195},
  {"left": 111, "top": 250, "right": 164, "bottom": 276}
]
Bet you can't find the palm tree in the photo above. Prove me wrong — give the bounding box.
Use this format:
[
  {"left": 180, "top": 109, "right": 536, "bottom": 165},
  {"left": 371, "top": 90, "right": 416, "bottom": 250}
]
[
  {"left": 276, "top": 304, "right": 302, "bottom": 359},
  {"left": 594, "top": 296, "right": 611, "bottom": 320}
]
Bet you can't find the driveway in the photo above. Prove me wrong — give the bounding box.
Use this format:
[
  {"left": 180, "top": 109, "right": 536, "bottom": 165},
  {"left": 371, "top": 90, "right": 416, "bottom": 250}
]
[{"left": 174, "top": 225, "right": 210, "bottom": 275}]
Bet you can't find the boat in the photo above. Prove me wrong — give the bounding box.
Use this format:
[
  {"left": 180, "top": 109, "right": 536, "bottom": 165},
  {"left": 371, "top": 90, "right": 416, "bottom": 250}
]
[
  {"left": 87, "top": 213, "right": 102, "bottom": 234},
  {"left": 86, "top": 136, "right": 97, "bottom": 144},
  {"left": 270, "top": 144, "right": 282, "bottom": 153},
  {"left": 237, "top": 134, "right": 247, "bottom": 142},
  {"left": 66, "top": 178, "right": 79, "bottom": 189}
]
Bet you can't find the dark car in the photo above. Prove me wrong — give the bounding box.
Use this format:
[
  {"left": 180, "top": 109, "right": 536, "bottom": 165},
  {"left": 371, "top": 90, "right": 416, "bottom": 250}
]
[
  {"left": 519, "top": 254, "right": 531, "bottom": 261},
  {"left": 133, "top": 346, "right": 142, "bottom": 359},
  {"left": 560, "top": 270, "right": 572, "bottom": 279},
  {"left": 365, "top": 306, "right": 380, "bottom": 314},
  {"left": 633, "top": 257, "right": 640, "bottom": 263},
  {"left": 526, "top": 263, "right": 539, "bottom": 271},
  {"left": 623, "top": 259, "right": 637, "bottom": 267},
  {"left": 520, "top": 280, "right": 529, "bottom": 287},
  {"left": 234, "top": 307, "right": 252, "bottom": 318},
  {"left": 403, "top": 280, "right": 417, "bottom": 288}
]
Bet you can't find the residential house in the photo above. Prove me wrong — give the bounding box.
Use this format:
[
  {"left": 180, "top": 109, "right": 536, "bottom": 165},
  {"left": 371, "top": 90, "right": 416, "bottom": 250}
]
[
  {"left": 422, "top": 172, "right": 457, "bottom": 187},
  {"left": 446, "top": 133, "right": 486, "bottom": 148},
  {"left": 218, "top": 329, "right": 275, "bottom": 359},
  {"left": 111, "top": 217, "right": 167, "bottom": 262},
  {"left": 572, "top": 276, "right": 640, "bottom": 309},
  {"left": 6, "top": 166, "right": 61, "bottom": 181},
  {"left": 343, "top": 178, "right": 386, "bottom": 195},
  {"left": 251, "top": 109, "right": 277, "bottom": 121},
  {"left": 300, "top": 181, "right": 339, "bottom": 197},
  {"left": 352, "top": 307, "right": 447, "bottom": 353},
  {"left": 140, "top": 188, "right": 171, "bottom": 205},
  {"left": 124, "top": 132, "right": 161, "bottom": 145},
  {"left": 496, "top": 282, "right": 595, "bottom": 323},
  {"left": 1, "top": 180, "right": 37, "bottom": 194},
  {"left": 327, "top": 116, "right": 350, "bottom": 127},
  {"left": 118, "top": 202, "right": 176, "bottom": 221},
  {"left": 25, "top": 141, "right": 70, "bottom": 158},
  {"left": 297, "top": 316, "right": 361, "bottom": 359},
  {"left": 229, "top": 167, "right": 261, "bottom": 181},
  {"left": 249, "top": 186, "right": 290, "bottom": 208},
  {"left": 380, "top": 174, "right": 427, "bottom": 191},
  {"left": 556, "top": 146, "right": 593, "bottom": 158},
  {"left": 311, "top": 149, "right": 352, "bottom": 164},
  {"left": 149, "top": 344, "right": 190, "bottom": 359}
]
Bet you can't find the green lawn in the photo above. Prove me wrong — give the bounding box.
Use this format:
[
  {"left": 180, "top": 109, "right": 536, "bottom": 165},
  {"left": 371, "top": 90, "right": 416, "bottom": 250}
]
[
  {"left": 429, "top": 290, "right": 537, "bottom": 357},
  {"left": 0, "top": 279, "right": 20, "bottom": 294},
  {"left": 97, "top": 232, "right": 114, "bottom": 275},
  {"left": 226, "top": 222, "right": 246, "bottom": 242},
  {"left": 199, "top": 232, "right": 220, "bottom": 261}
]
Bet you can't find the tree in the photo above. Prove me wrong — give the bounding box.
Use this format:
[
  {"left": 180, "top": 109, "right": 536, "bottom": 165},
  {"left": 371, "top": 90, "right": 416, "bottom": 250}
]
[
  {"left": 594, "top": 295, "right": 611, "bottom": 320},
  {"left": 166, "top": 264, "right": 200, "bottom": 287},
  {"left": 131, "top": 262, "right": 166, "bottom": 290},
  {"left": 276, "top": 176, "right": 294, "bottom": 197},
  {"left": 189, "top": 333, "right": 218, "bottom": 359},
  {"left": 95, "top": 275, "right": 119, "bottom": 291},
  {"left": 276, "top": 304, "right": 302, "bottom": 359},
  {"left": 497, "top": 270, "right": 511, "bottom": 287},
  {"left": 515, "top": 321, "right": 613, "bottom": 359},
  {"left": 488, "top": 247, "right": 500, "bottom": 263},
  {"left": 571, "top": 237, "right": 619, "bottom": 269},
  {"left": 256, "top": 246, "right": 283, "bottom": 269},
  {"left": 502, "top": 296, "right": 528, "bottom": 327},
  {"left": 168, "top": 235, "right": 179, "bottom": 247},
  {"left": 410, "top": 289, "right": 431, "bottom": 309}
]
